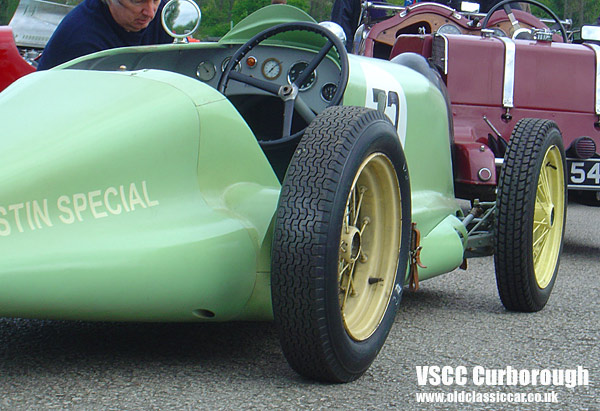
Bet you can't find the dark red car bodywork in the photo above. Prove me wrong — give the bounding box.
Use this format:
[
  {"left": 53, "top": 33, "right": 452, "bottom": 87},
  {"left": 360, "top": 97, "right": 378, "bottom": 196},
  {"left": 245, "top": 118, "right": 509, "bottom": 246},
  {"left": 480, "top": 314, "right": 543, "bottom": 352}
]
[
  {"left": 0, "top": 26, "right": 35, "bottom": 92},
  {"left": 360, "top": 3, "right": 600, "bottom": 201}
]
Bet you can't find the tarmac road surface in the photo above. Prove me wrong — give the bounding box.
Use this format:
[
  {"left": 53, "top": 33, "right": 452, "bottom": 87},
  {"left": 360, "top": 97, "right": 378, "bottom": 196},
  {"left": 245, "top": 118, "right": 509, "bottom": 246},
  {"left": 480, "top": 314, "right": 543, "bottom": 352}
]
[{"left": 0, "top": 200, "right": 598, "bottom": 410}]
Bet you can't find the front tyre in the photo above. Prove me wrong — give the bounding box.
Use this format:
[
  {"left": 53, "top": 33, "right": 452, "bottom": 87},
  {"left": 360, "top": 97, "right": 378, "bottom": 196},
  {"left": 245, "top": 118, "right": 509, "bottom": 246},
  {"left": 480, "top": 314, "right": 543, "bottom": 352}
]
[
  {"left": 495, "top": 118, "right": 567, "bottom": 312},
  {"left": 271, "top": 106, "right": 411, "bottom": 382}
]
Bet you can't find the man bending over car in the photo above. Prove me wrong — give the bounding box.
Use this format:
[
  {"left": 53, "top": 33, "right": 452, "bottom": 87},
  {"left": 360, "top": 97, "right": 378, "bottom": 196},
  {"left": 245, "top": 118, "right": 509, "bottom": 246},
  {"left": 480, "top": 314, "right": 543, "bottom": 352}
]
[{"left": 37, "top": 0, "right": 172, "bottom": 70}]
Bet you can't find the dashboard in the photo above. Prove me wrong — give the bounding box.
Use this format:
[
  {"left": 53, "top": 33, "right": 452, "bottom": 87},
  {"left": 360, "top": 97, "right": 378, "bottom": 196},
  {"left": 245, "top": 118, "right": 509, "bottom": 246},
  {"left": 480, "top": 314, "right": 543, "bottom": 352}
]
[{"left": 68, "top": 43, "right": 343, "bottom": 117}]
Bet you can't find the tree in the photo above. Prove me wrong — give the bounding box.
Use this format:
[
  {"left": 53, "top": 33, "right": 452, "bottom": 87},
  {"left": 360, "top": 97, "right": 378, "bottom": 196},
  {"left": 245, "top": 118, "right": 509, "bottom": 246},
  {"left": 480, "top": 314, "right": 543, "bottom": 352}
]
[
  {"left": 308, "top": 0, "right": 334, "bottom": 21},
  {"left": 3, "top": 0, "right": 597, "bottom": 39},
  {"left": 537, "top": 0, "right": 599, "bottom": 27},
  {"left": 195, "top": 0, "right": 310, "bottom": 38},
  {"left": 231, "top": 0, "right": 272, "bottom": 23},
  {"left": 195, "top": 0, "right": 235, "bottom": 38}
]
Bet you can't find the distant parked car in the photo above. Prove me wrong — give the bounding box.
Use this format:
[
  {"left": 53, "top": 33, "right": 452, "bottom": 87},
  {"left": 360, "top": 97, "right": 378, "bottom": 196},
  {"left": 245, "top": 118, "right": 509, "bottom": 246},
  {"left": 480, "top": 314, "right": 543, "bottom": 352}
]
[{"left": 0, "top": 0, "right": 73, "bottom": 91}]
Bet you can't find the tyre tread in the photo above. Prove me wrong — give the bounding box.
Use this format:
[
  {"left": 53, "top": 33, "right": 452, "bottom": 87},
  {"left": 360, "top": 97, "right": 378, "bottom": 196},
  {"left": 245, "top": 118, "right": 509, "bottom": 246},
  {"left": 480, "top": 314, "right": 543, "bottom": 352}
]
[
  {"left": 495, "top": 118, "right": 565, "bottom": 312},
  {"left": 272, "top": 106, "right": 405, "bottom": 382}
]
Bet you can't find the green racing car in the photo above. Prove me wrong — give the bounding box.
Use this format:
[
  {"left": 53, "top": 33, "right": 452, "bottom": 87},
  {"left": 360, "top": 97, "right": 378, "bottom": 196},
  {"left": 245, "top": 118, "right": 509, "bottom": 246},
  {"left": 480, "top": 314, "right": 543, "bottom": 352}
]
[{"left": 0, "top": 1, "right": 567, "bottom": 382}]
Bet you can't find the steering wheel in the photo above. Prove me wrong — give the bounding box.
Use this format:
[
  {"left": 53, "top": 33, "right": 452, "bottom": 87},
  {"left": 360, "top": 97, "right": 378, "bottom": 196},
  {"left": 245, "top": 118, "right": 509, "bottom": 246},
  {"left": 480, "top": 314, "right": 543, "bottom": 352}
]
[
  {"left": 217, "top": 22, "right": 349, "bottom": 147},
  {"left": 481, "top": 0, "right": 567, "bottom": 43}
]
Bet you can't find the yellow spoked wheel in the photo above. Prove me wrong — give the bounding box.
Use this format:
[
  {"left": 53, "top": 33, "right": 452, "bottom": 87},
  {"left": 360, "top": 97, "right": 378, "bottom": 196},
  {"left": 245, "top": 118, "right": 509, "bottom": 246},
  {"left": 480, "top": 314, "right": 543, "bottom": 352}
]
[
  {"left": 271, "top": 106, "right": 411, "bottom": 382},
  {"left": 338, "top": 153, "right": 402, "bottom": 341},
  {"left": 495, "top": 118, "right": 567, "bottom": 312},
  {"left": 533, "top": 145, "right": 565, "bottom": 289}
]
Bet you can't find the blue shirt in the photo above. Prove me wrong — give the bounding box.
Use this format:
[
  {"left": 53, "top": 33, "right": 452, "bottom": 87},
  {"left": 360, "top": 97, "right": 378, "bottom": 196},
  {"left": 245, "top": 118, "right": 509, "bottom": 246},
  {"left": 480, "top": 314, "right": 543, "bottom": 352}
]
[{"left": 37, "top": 0, "right": 172, "bottom": 70}]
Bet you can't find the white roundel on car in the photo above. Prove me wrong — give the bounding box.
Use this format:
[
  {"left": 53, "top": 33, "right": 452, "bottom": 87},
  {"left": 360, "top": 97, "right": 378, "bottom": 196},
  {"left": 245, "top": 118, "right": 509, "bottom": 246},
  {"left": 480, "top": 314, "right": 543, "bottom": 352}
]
[{"left": 357, "top": 59, "right": 407, "bottom": 147}]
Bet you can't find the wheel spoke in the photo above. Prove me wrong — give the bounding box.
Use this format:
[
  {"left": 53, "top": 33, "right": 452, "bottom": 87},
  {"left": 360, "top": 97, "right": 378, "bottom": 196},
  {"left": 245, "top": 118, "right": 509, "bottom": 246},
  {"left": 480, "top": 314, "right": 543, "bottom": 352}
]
[
  {"left": 533, "top": 210, "right": 550, "bottom": 231},
  {"left": 533, "top": 198, "right": 551, "bottom": 254},
  {"left": 349, "top": 187, "right": 356, "bottom": 229},
  {"left": 352, "top": 186, "right": 367, "bottom": 226},
  {"left": 533, "top": 151, "right": 562, "bottom": 270},
  {"left": 534, "top": 160, "right": 555, "bottom": 254},
  {"left": 339, "top": 261, "right": 350, "bottom": 278},
  {"left": 359, "top": 217, "right": 370, "bottom": 235},
  {"left": 534, "top": 200, "right": 550, "bottom": 227},
  {"left": 543, "top": 163, "right": 553, "bottom": 199},
  {"left": 294, "top": 40, "right": 333, "bottom": 88},
  {"left": 537, "top": 165, "right": 551, "bottom": 206},
  {"left": 294, "top": 96, "right": 316, "bottom": 124},
  {"left": 533, "top": 225, "right": 550, "bottom": 264},
  {"left": 343, "top": 191, "right": 353, "bottom": 235},
  {"left": 227, "top": 71, "right": 281, "bottom": 94},
  {"left": 282, "top": 99, "right": 295, "bottom": 138},
  {"left": 340, "top": 260, "right": 357, "bottom": 312}
]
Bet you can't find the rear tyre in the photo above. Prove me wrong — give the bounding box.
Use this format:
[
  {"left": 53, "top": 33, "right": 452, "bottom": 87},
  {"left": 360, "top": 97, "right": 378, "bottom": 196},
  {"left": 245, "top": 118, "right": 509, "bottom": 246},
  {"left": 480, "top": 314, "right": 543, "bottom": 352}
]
[
  {"left": 271, "top": 106, "right": 411, "bottom": 382},
  {"left": 495, "top": 118, "right": 567, "bottom": 312}
]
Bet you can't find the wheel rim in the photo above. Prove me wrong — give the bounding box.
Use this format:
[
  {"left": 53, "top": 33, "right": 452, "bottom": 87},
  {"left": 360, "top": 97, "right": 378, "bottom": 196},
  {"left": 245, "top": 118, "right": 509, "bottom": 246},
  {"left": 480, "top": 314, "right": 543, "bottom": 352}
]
[
  {"left": 338, "top": 153, "right": 402, "bottom": 341},
  {"left": 533, "top": 145, "right": 564, "bottom": 289}
]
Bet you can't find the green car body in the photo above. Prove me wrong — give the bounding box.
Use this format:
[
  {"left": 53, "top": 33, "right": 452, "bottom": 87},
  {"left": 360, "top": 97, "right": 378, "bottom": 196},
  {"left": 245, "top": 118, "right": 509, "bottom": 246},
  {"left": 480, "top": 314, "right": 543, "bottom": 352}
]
[
  {"left": 0, "top": 5, "right": 465, "bottom": 323},
  {"left": 0, "top": 2, "right": 570, "bottom": 382}
]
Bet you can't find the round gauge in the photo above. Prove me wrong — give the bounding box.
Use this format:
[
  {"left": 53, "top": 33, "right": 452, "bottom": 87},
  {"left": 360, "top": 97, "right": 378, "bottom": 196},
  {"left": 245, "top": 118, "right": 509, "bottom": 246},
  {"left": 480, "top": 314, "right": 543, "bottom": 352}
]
[
  {"left": 196, "top": 61, "right": 216, "bottom": 82},
  {"left": 221, "top": 57, "right": 241, "bottom": 73},
  {"left": 437, "top": 23, "right": 461, "bottom": 35},
  {"left": 287, "top": 61, "right": 317, "bottom": 91},
  {"left": 261, "top": 57, "right": 282, "bottom": 80},
  {"left": 321, "top": 83, "right": 337, "bottom": 102}
]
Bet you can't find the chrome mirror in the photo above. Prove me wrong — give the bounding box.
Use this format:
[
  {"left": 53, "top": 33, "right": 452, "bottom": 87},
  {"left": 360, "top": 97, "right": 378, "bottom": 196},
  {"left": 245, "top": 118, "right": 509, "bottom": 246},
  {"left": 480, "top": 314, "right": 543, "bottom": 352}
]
[
  {"left": 581, "top": 25, "right": 600, "bottom": 42},
  {"left": 161, "top": 0, "right": 201, "bottom": 41}
]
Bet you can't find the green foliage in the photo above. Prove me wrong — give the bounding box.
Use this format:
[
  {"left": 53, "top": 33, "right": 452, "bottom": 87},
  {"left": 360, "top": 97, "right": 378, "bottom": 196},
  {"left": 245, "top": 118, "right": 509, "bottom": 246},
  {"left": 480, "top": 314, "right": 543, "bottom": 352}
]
[
  {"left": 306, "top": 0, "right": 333, "bottom": 21},
  {"left": 287, "top": 0, "right": 309, "bottom": 13},
  {"left": 195, "top": 0, "right": 311, "bottom": 39},
  {"left": 195, "top": 0, "right": 232, "bottom": 39},
  {"left": 231, "top": 0, "right": 270, "bottom": 23},
  {"left": 3, "top": 0, "right": 597, "bottom": 38},
  {"left": 0, "top": 0, "right": 19, "bottom": 25},
  {"left": 535, "top": 0, "right": 599, "bottom": 28}
]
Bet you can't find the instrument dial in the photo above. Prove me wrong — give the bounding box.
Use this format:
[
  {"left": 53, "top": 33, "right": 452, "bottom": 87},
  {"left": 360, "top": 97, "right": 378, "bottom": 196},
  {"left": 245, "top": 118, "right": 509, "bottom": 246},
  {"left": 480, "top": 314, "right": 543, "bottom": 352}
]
[
  {"left": 287, "top": 61, "right": 316, "bottom": 91},
  {"left": 221, "top": 57, "right": 241, "bottom": 73},
  {"left": 321, "top": 83, "right": 337, "bottom": 102},
  {"left": 261, "top": 57, "right": 282, "bottom": 80},
  {"left": 196, "top": 61, "right": 216, "bottom": 82},
  {"left": 437, "top": 23, "right": 461, "bottom": 35}
]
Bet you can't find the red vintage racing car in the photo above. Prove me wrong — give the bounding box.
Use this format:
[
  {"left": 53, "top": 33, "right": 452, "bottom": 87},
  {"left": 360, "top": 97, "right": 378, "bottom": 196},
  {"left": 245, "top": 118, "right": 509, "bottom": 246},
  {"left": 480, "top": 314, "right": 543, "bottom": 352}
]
[{"left": 356, "top": 0, "right": 600, "bottom": 206}]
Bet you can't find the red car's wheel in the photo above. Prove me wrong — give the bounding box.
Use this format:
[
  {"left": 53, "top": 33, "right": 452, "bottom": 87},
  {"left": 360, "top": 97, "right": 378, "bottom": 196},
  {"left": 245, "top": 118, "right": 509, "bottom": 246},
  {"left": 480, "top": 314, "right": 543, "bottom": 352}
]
[{"left": 495, "top": 118, "right": 567, "bottom": 312}]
